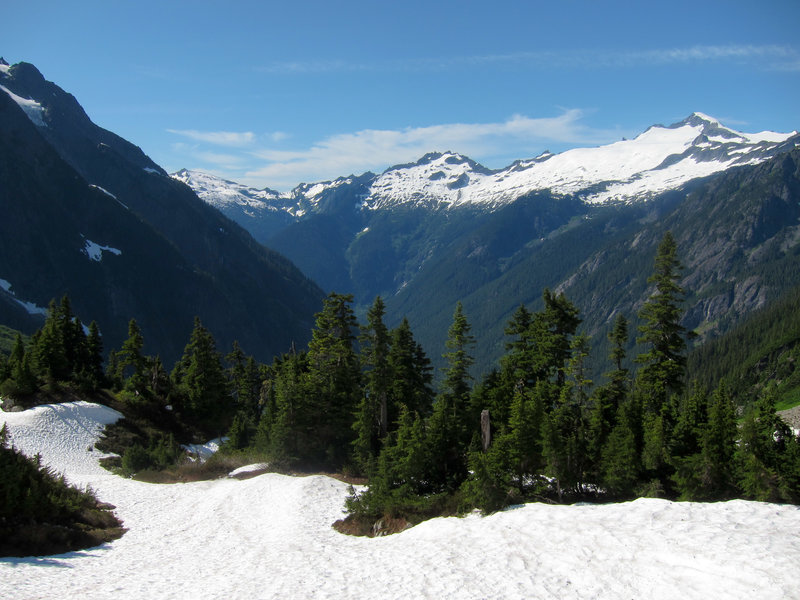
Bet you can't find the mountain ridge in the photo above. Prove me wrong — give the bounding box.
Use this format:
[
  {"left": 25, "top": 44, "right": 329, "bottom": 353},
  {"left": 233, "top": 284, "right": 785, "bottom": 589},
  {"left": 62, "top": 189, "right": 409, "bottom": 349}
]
[
  {"left": 177, "top": 112, "right": 798, "bottom": 224},
  {"left": 0, "top": 60, "right": 324, "bottom": 365}
]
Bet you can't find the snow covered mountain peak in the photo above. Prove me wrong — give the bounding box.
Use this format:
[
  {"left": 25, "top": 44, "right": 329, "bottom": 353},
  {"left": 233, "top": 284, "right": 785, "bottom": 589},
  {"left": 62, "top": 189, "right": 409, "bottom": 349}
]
[
  {"left": 363, "top": 113, "right": 798, "bottom": 209},
  {"left": 179, "top": 114, "right": 798, "bottom": 220},
  {"left": 171, "top": 169, "right": 372, "bottom": 224},
  {"left": 173, "top": 169, "right": 282, "bottom": 207}
]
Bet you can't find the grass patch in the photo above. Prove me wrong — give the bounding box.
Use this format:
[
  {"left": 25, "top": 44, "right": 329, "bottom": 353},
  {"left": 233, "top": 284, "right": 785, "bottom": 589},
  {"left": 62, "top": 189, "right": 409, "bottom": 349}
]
[
  {"left": 775, "top": 386, "right": 800, "bottom": 412},
  {"left": 129, "top": 449, "right": 272, "bottom": 483}
]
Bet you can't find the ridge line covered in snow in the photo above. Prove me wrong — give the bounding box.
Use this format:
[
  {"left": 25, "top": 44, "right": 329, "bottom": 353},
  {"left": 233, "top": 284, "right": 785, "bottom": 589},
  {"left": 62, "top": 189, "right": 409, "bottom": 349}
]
[{"left": 178, "top": 114, "right": 798, "bottom": 217}]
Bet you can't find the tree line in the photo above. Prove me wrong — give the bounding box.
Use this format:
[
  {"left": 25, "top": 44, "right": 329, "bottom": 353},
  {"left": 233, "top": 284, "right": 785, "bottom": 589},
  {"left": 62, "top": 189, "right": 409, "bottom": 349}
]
[
  {"left": 2, "top": 232, "right": 799, "bottom": 522},
  {"left": 342, "top": 233, "right": 800, "bottom": 523}
]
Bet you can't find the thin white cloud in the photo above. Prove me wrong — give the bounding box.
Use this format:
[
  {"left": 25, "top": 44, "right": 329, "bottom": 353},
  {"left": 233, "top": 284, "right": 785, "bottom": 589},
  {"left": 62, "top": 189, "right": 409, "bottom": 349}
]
[
  {"left": 168, "top": 129, "right": 256, "bottom": 146},
  {"left": 610, "top": 44, "right": 800, "bottom": 67},
  {"left": 268, "top": 131, "right": 290, "bottom": 143},
  {"left": 242, "top": 110, "right": 628, "bottom": 189},
  {"left": 254, "top": 59, "right": 372, "bottom": 74},
  {"left": 439, "top": 44, "right": 800, "bottom": 71},
  {"left": 252, "top": 44, "right": 799, "bottom": 75}
]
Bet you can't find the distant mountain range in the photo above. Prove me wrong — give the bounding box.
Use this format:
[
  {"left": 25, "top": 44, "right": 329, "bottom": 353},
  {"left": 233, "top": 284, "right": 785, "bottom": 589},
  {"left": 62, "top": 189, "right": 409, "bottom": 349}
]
[
  {"left": 0, "top": 60, "right": 323, "bottom": 364},
  {"left": 176, "top": 115, "right": 800, "bottom": 375},
  {"left": 175, "top": 112, "right": 797, "bottom": 219}
]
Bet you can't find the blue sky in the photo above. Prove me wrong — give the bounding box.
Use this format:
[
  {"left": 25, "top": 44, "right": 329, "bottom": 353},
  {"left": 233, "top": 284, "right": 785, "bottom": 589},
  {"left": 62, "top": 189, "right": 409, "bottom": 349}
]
[{"left": 5, "top": 0, "right": 799, "bottom": 190}]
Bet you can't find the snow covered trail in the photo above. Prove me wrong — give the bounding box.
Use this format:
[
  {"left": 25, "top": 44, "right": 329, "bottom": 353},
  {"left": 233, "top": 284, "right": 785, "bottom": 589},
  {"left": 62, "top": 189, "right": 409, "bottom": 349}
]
[{"left": 2, "top": 402, "right": 800, "bottom": 600}]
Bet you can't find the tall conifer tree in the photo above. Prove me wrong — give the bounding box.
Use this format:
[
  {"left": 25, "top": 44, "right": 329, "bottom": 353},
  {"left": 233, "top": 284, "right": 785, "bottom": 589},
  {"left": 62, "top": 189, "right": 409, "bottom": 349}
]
[
  {"left": 305, "top": 293, "right": 361, "bottom": 468},
  {"left": 636, "top": 231, "right": 687, "bottom": 408},
  {"left": 353, "top": 297, "right": 392, "bottom": 472},
  {"left": 427, "top": 302, "right": 476, "bottom": 491}
]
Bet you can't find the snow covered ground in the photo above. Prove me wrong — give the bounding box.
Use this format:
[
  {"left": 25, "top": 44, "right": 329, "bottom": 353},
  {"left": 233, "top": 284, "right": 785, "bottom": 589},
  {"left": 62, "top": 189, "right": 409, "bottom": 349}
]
[{"left": 2, "top": 401, "right": 799, "bottom": 600}]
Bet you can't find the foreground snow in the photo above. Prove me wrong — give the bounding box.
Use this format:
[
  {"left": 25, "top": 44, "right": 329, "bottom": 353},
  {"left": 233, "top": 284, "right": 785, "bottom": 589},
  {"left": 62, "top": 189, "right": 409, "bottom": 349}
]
[{"left": 1, "top": 402, "right": 799, "bottom": 599}]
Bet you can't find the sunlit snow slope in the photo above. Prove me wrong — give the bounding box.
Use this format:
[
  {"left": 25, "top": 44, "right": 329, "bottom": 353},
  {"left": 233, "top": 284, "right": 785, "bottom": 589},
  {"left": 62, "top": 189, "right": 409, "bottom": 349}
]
[
  {"left": 176, "top": 113, "right": 798, "bottom": 217},
  {"left": 2, "top": 402, "right": 800, "bottom": 600}
]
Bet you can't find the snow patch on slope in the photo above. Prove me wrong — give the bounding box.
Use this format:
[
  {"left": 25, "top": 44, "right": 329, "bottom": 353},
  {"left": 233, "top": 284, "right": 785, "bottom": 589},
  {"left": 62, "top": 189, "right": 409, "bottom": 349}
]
[
  {"left": 0, "top": 84, "right": 47, "bottom": 127},
  {"left": 82, "top": 237, "right": 122, "bottom": 262},
  {"left": 0, "top": 277, "right": 48, "bottom": 316},
  {"left": 89, "top": 184, "right": 117, "bottom": 200},
  {"left": 182, "top": 437, "right": 226, "bottom": 462},
  {"left": 1, "top": 401, "right": 799, "bottom": 599}
]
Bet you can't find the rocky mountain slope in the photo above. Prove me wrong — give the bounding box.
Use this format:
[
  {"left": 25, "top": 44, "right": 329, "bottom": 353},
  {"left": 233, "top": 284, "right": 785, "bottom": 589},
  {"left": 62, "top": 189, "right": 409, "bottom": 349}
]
[{"left": 0, "top": 61, "right": 323, "bottom": 364}]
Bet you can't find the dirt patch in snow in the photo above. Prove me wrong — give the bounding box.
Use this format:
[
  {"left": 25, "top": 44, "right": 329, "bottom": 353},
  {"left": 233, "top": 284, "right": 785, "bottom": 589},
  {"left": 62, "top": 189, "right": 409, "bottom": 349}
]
[{"left": 333, "top": 514, "right": 413, "bottom": 537}]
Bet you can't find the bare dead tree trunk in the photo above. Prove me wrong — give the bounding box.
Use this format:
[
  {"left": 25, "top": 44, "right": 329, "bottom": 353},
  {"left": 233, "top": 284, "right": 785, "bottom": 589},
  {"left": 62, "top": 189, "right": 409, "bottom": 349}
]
[{"left": 480, "top": 409, "right": 491, "bottom": 452}]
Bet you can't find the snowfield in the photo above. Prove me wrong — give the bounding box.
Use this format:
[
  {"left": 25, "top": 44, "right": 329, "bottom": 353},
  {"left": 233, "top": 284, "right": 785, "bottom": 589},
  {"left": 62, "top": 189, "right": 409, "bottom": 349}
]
[
  {"left": 2, "top": 402, "right": 799, "bottom": 600},
  {"left": 177, "top": 113, "right": 799, "bottom": 218}
]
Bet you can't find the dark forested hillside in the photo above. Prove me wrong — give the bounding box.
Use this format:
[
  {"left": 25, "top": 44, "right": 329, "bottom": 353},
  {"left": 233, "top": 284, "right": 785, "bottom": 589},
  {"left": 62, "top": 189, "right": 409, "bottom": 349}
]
[
  {"left": 688, "top": 283, "right": 800, "bottom": 408},
  {"left": 0, "top": 62, "right": 324, "bottom": 365}
]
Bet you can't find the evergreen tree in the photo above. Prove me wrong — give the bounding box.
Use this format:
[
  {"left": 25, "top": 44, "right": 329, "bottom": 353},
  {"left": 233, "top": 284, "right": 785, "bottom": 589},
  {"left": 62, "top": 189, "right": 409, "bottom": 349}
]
[
  {"left": 31, "top": 299, "right": 68, "bottom": 384},
  {"left": 427, "top": 302, "right": 476, "bottom": 491},
  {"left": 349, "top": 404, "right": 430, "bottom": 519},
  {"left": 541, "top": 382, "right": 587, "bottom": 501},
  {"left": 673, "top": 382, "right": 739, "bottom": 500},
  {"left": 106, "top": 349, "right": 122, "bottom": 390},
  {"left": 225, "top": 411, "right": 254, "bottom": 451},
  {"left": 387, "top": 318, "right": 434, "bottom": 420},
  {"left": 633, "top": 232, "right": 689, "bottom": 492},
  {"left": 226, "top": 342, "right": 261, "bottom": 417},
  {"left": 589, "top": 315, "right": 629, "bottom": 475},
  {"left": 353, "top": 296, "right": 392, "bottom": 472},
  {"left": 172, "top": 317, "right": 231, "bottom": 432},
  {"left": 440, "top": 302, "right": 475, "bottom": 407},
  {"left": 0, "top": 423, "right": 121, "bottom": 551},
  {"left": 57, "top": 296, "right": 82, "bottom": 378},
  {"left": 670, "top": 384, "right": 716, "bottom": 500},
  {"left": 117, "top": 319, "right": 149, "bottom": 394},
  {"left": 259, "top": 350, "right": 309, "bottom": 465},
  {"left": 0, "top": 350, "right": 7, "bottom": 383},
  {"left": 78, "top": 321, "right": 105, "bottom": 391},
  {"left": 304, "top": 293, "right": 361, "bottom": 468},
  {"left": 463, "top": 438, "right": 513, "bottom": 513},
  {"left": 2, "top": 334, "right": 37, "bottom": 396},
  {"left": 226, "top": 341, "right": 246, "bottom": 403},
  {"left": 537, "top": 289, "right": 583, "bottom": 387},
  {"left": 501, "top": 304, "right": 536, "bottom": 388},
  {"left": 735, "top": 390, "right": 797, "bottom": 501},
  {"left": 504, "top": 382, "right": 547, "bottom": 493},
  {"left": 600, "top": 404, "right": 640, "bottom": 498},
  {"left": 670, "top": 384, "right": 708, "bottom": 460},
  {"left": 636, "top": 231, "right": 688, "bottom": 409},
  {"left": 702, "top": 383, "right": 738, "bottom": 492}
]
